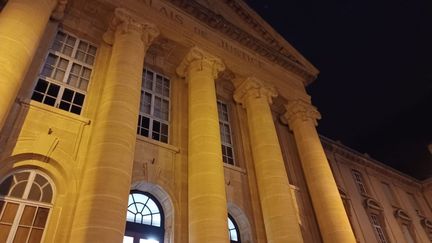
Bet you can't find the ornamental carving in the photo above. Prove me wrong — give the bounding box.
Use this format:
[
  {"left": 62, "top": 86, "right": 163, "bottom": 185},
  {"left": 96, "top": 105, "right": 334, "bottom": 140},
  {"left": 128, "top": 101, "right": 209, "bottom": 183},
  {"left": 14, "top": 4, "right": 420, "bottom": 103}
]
[
  {"left": 176, "top": 46, "right": 225, "bottom": 79},
  {"left": 51, "top": 0, "right": 68, "bottom": 20},
  {"left": 283, "top": 99, "right": 321, "bottom": 129},
  {"left": 166, "top": 0, "right": 316, "bottom": 83},
  {"left": 103, "top": 8, "right": 159, "bottom": 47},
  {"left": 233, "top": 77, "right": 277, "bottom": 107}
]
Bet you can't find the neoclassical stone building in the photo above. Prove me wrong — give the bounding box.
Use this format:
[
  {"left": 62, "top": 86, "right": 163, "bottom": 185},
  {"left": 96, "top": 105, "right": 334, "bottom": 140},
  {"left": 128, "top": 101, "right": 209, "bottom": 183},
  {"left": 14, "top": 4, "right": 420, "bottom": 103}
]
[{"left": 0, "top": 0, "right": 430, "bottom": 243}]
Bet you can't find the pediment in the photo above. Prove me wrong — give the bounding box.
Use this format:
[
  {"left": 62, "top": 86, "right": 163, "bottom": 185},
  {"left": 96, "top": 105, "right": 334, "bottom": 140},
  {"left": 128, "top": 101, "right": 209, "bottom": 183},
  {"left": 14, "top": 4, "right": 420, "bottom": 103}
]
[{"left": 165, "top": 0, "right": 319, "bottom": 84}]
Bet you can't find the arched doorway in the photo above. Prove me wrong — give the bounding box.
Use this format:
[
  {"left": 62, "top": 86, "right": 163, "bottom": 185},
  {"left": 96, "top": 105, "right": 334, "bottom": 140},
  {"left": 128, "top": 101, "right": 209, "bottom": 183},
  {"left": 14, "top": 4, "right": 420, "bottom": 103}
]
[
  {"left": 123, "top": 191, "right": 165, "bottom": 243},
  {"left": 228, "top": 214, "right": 241, "bottom": 243}
]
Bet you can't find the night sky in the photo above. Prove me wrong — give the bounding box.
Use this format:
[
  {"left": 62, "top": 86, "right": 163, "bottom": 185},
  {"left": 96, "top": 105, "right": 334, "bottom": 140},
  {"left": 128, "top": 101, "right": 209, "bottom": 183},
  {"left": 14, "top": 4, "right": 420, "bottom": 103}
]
[{"left": 246, "top": 0, "right": 432, "bottom": 179}]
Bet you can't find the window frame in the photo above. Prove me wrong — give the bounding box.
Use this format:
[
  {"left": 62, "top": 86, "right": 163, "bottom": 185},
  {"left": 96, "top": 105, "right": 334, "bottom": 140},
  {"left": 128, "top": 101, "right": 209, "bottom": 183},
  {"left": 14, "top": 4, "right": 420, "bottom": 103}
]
[
  {"left": 217, "top": 100, "right": 236, "bottom": 166},
  {"left": 31, "top": 30, "right": 97, "bottom": 115},
  {"left": 137, "top": 68, "right": 171, "bottom": 144},
  {"left": 369, "top": 213, "right": 389, "bottom": 243},
  {"left": 352, "top": 170, "right": 368, "bottom": 196},
  {"left": 124, "top": 191, "right": 165, "bottom": 243},
  {"left": 0, "top": 170, "right": 55, "bottom": 243},
  {"left": 228, "top": 214, "right": 241, "bottom": 243}
]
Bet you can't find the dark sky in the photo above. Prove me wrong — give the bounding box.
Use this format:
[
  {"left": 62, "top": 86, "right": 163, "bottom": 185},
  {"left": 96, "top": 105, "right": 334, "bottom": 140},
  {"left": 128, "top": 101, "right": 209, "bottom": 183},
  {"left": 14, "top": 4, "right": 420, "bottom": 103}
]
[{"left": 246, "top": 0, "right": 432, "bottom": 180}]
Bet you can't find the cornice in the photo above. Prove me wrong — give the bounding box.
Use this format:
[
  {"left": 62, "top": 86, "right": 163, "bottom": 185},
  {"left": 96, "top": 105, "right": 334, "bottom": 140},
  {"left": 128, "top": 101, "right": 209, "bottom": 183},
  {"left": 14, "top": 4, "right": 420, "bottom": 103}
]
[
  {"left": 165, "top": 0, "right": 317, "bottom": 84},
  {"left": 320, "top": 136, "right": 422, "bottom": 188}
]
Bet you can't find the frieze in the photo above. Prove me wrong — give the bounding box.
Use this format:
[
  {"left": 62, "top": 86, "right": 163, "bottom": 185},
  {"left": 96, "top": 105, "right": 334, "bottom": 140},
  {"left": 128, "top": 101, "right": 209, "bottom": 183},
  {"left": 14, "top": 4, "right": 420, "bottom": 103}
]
[{"left": 165, "top": 0, "right": 316, "bottom": 83}]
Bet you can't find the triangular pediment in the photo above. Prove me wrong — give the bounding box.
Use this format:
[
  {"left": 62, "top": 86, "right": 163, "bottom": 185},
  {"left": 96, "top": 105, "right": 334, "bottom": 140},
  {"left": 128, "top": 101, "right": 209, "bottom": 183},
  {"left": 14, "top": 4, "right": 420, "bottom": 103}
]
[{"left": 166, "top": 0, "right": 319, "bottom": 83}]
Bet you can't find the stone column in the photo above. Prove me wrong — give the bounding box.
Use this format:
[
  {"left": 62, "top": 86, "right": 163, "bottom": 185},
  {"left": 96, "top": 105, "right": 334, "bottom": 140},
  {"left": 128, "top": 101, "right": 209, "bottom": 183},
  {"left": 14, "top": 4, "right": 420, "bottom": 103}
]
[
  {"left": 283, "top": 99, "right": 356, "bottom": 243},
  {"left": 70, "top": 9, "right": 159, "bottom": 243},
  {"left": 0, "top": 0, "right": 66, "bottom": 131},
  {"left": 176, "top": 47, "right": 229, "bottom": 243},
  {"left": 233, "top": 77, "right": 304, "bottom": 243}
]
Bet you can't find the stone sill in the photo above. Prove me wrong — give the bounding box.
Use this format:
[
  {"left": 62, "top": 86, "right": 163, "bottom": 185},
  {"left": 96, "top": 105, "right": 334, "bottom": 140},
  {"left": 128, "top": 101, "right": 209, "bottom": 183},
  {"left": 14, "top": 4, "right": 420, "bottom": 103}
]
[
  {"left": 223, "top": 163, "right": 246, "bottom": 174},
  {"left": 136, "top": 135, "right": 180, "bottom": 153},
  {"left": 19, "top": 98, "right": 91, "bottom": 125}
]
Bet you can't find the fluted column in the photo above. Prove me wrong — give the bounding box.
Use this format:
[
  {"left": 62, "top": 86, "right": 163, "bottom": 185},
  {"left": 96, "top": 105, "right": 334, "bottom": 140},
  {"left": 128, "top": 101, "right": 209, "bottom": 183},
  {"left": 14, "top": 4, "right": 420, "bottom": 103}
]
[
  {"left": 177, "top": 47, "right": 229, "bottom": 243},
  {"left": 0, "top": 0, "right": 66, "bottom": 131},
  {"left": 70, "top": 9, "right": 159, "bottom": 243},
  {"left": 233, "top": 77, "right": 303, "bottom": 243},
  {"left": 283, "top": 99, "right": 356, "bottom": 243}
]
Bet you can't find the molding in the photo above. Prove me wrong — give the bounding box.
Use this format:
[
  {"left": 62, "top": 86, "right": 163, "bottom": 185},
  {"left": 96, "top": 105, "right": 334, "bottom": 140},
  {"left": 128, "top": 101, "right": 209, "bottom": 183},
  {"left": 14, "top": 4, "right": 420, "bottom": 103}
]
[
  {"left": 282, "top": 99, "right": 321, "bottom": 130},
  {"left": 320, "top": 136, "right": 422, "bottom": 188},
  {"left": 103, "top": 8, "right": 160, "bottom": 47},
  {"left": 232, "top": 77, "right": 277, "bottom": 107},
  {"left": 176, "top": 46, "right": 225, "bottom": 78},
  {"left": 51, "top": 0, "right": 68, "bottom": 21},
  {"left": 165, "top": 0, "right": 317, "bottom": 84}
]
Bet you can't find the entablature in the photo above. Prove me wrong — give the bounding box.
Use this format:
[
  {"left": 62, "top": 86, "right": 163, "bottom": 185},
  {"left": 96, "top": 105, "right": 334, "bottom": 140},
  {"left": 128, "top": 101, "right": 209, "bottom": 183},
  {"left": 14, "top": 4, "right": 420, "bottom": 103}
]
[{"left": 63, "top": 0, "right": 314, "bottom": 102}]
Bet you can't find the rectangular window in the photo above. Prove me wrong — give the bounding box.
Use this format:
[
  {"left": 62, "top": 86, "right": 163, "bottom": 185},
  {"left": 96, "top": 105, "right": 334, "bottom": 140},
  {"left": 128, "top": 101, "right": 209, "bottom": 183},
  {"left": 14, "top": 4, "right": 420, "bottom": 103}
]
[
  {"left": 407, "top": 192, "right": 423, "bottom": 215},
  {"left": 370, "top": 214, "right": 389, "bottom": 243},
  {"left": 31, "top": 30, "right": 96, "bottom": 115},
  {"left": 137, "top": 68, "right": 170, "bottom": 143},
  {"left": 381, "top": 182, "right": 398, "bottom": 206},
  {"left": 352, "top": 170, "right": 368, "bottom": 195},
  {"left": 217, "top": 100, "right": 235, "bottom": 166}
]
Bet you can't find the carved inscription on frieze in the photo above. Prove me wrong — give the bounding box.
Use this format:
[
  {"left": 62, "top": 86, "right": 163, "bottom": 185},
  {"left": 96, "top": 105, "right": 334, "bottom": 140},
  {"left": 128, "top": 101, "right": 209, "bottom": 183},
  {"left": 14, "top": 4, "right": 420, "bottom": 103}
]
[{"left": 134, "top": 0, "right": 265, "bottom": 69}]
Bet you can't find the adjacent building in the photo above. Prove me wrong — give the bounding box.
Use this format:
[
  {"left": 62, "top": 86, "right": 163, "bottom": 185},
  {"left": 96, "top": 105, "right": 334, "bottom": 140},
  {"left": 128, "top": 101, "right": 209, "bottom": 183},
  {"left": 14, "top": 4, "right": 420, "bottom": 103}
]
[{"left": 0, "top": 0, "right": 430, "bottom": 242}]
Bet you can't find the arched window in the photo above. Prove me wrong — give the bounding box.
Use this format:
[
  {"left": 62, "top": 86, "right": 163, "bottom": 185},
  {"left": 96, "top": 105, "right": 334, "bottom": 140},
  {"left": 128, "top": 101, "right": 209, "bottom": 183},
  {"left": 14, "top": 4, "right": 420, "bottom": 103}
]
[
  {"left": 124, "top": 191, "right": 164, "bottom": 243},
  {"left": 0, "top": 170, "right": 54, "bottom": 243},
  {"left": 228, "top": 214, "right": 241, "bottom": 243}
]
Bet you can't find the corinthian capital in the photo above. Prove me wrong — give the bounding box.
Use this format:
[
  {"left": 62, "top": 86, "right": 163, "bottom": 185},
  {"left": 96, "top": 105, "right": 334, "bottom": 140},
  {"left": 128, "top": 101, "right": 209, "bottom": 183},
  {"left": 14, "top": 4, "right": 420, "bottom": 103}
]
[
  {"left": 51, "top": 0, "right": 68, "bottom": 21},
  {"left": 103, "top": 8, "right": 159, "bottom": 47},
  {"left": 176, "top": 46, "right": 225, "bottom": 79},
  {"left": 233, "top": 77, "right": 277, "bottom": 108},
  {"left": 282, "top": 99, "right": 321, "bottom": 129}
]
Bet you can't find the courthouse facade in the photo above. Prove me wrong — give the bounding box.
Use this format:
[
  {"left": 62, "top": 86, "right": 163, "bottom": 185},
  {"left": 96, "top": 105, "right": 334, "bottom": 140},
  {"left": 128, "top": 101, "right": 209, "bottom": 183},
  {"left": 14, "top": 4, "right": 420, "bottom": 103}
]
[{"left": 0, "top": 0, "right": 431, "bottom": 243}]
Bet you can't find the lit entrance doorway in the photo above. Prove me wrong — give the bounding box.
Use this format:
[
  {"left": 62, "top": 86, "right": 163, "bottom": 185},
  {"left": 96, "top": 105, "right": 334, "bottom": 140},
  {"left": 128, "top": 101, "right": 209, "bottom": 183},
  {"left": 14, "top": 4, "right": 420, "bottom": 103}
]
[{"left": 123, "top": 191, "right": 164, "bottom": 243}]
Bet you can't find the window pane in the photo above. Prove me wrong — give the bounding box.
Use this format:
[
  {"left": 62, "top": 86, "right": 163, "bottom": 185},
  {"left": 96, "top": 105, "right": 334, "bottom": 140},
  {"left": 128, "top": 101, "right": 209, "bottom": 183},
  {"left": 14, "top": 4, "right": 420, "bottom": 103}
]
[
  {"left": 13, "top": 226, "right": 30, "bottom": 243},
  {"left": 142, "top": 215, "right": 151, "bottom": 225},
  {"left": 140, "top": 239, "right": 159, "bottom": 243},
  {"left": 62, "top": 89, "right": 74, "bottom": 102},
  {"left": 0, "top": 202, "right": 18, "bottom": 223},
  {"left": 59, "top": 101, "right": 71, "bottom": 111},
  {"left": 27, "top": 184, "right": 42, "bottom": 201},
  {"left": 27, "top": 228, "right": 43, "bottom": 243},
  {"left": 126, "top": 211, "right": 135, "bottom": 222},
  {"left": 33, "top": 208, "right": 49, "bottom": 228},
  {"left": 47, "top": 83, "right": 60, "bottom": 97},
  {"left": 19, "top": 206, "right": 37, "bottom": 226},
  {"left": 152, "top": 213, "right": 161, "bottom": 227},
  {"left": 146, "top": 199, "right": 159, "bottom": 214},
  {"left": 0, "top": 224, "right": 11, "bottom": 242},
  {"left": 41, "top": 185, "right": 53, "bottom": 203},
  {"left": 34, "top": 80, "right": 49, "bottom": 93},
  {"left": 0, "top": 176, "right": 13, "bottom": 196},
  {"left": 123, "top": 236, "right": 134, "bottom": 243},
  {"left": 10, "top": 182, "right": 26, "bottom": 199},
  {"left": 73, "top": 92, "right": 85, "bottom": 106}
]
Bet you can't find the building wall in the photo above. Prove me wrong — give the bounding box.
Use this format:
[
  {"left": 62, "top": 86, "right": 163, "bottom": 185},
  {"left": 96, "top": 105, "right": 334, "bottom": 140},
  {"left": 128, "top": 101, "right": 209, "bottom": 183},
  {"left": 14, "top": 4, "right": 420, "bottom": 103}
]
[
  {"left": 323, "top": 138, "right": 432, "bottom": 243},
  {"left": 0, "top": 1, "right": 430, "bottom": 243}
]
